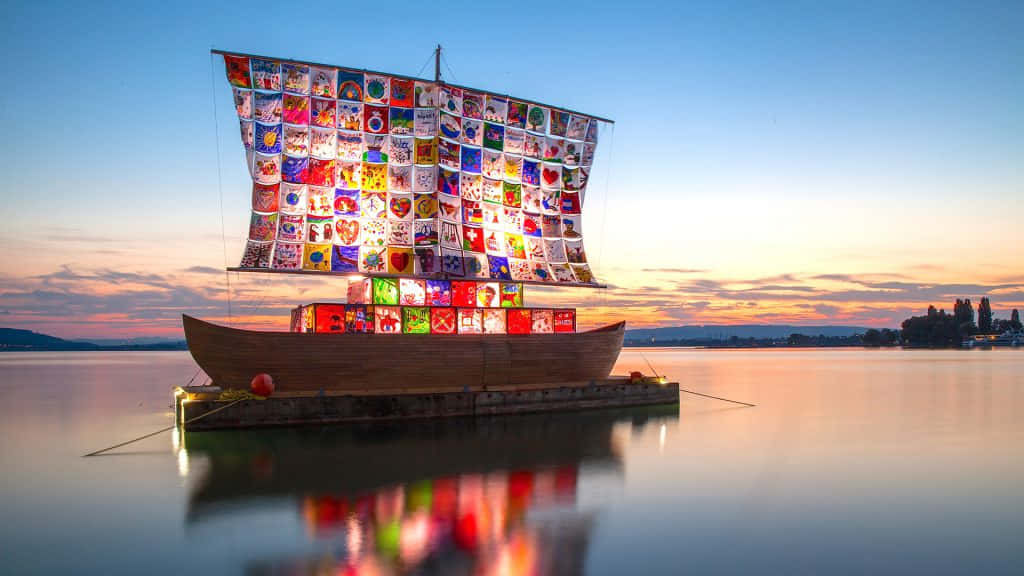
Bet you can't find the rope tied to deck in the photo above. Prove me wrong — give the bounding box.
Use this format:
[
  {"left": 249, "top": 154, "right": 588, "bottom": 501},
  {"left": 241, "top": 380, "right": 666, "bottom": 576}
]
[{"left": 638, "top": 351, "right": 755, "bottom": 407}]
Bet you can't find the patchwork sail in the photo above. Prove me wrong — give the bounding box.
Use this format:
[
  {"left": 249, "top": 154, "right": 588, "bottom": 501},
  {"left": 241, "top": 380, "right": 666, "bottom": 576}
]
[{"left": 222, "top": 50, "right": 606, "bottom": 286}]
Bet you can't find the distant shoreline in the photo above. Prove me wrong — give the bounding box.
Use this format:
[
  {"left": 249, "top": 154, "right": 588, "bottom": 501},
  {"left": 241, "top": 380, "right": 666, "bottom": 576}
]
[{"left": 0, "top": 343, "right": 188, "bottom": 352}]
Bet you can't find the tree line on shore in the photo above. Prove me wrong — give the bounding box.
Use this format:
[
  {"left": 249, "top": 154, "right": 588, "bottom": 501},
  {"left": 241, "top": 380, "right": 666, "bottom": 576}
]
[{"left": 900, "top": 297, "right": 1021, "bottom": 347}]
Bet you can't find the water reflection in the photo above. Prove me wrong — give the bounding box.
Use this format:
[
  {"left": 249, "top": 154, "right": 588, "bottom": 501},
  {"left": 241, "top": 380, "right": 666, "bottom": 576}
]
[{"left": 181, "top": 407, "right": 678, "bottom": 575}]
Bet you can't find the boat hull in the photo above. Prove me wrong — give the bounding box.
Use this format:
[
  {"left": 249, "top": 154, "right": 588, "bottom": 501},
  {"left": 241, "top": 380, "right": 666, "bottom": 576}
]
[{"left": 182, "top": 315, "right": 625, "bottom": 392}]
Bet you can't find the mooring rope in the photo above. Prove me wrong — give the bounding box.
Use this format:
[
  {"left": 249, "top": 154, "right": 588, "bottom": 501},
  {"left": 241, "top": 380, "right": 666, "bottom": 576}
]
[
  {"left": 82, "top": 398, "right": 246, "bottom": 457},
  {"left": 639, "top": 350, "right": 756, "bottom": 407}
]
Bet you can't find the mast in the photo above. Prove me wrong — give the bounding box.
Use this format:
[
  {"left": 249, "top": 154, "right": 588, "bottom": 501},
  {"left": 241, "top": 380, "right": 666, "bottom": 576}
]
[{"left": 434, "top": 44, "right": 442, "bottom": 83}]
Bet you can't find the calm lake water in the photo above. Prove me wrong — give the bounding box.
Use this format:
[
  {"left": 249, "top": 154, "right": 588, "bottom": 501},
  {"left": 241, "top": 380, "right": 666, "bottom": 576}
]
[{"left": 1, "top": 349, "right": 1022, "bottom": 574}]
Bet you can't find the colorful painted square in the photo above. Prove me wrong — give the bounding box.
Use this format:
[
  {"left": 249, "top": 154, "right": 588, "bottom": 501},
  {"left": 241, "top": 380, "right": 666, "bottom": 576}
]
[
  {"left": 531, "top": 309, "right": 553, "bottom": 333},
  {"left": 254, "top": 92, "right": 282, "bottom": 123},
  {"left": 372, "top": 277, "right": 399, "bottom": 305},
  {"left": 483, "top": 122, "right": 505, "bottom": 151},
  {"left": 337, "top": 70, "right": 363, "bottom": 101},
  {"left": 310, "top": 67, "right": 337, "bottom": 98},
  {"left": 224, "top": 55, "right": 251, "bottom": 88},
  {"left": 303, "top": 243, "right": 331, "bottom": 271},
  {"left": 488, "top": 255, "right": 511, "bottom": 280},
  {"left": 441, "top": 248, "right": 466, "bottom": 276},
  {"left": 388, "top": 246, "right": 414, "bottom": 274},
  {"left": 364, "top": 104, "right": 389, "bottom": 134},
  {"left": 359, "top": 246, "right": 386, "bottom": 273},
  {"left": 364, "top": 74, "right": 390, "bottom": 104},
  {"left": 507, "top": 309, "right": 531, "bottom": 334},
  {"left": 426, "top": 280, "right": 452, "bottom": 306},
  {"left": 254, "top": 123, "right": 282, "bottom": 154},
  {"left": 314, "top": 304, "right": 346, "bottom": 333},
  {"left": 402, "top": 306, "right": 430, "bottom": 334},
  {"left": 240, "top": 240, "right": 272, "bottom": 268},
  {"left": 461, "top": 146, "right": 482, "bottom": 173},
  {"left": 272, "top": 241, "right": 302, "bottom": 269},
  {"left": 282, "top": 63, "right": 310, "bottom": 94},
  {"left": 333, "top": 189, "right": 359, "bottom": 217},
  {"left": 390, "top": 107, "right": 414, "bottom": 135},
  {"left": 452, "top": 281, "right": 477, "bottom": 307},
  {"left": 483, "top": 309, "right": 506, "bottom": 334},
  {"left": 500, "top": 283, "right": 524, "bottom": 308},
  {"left": 463, "top": 91, "right": 484, "bottom": 120},
  {"left": 553, "top": 309, "right": 576, "bottom": 333},
  {"left": 282, "top": 155, "right": 309, "bottom": 184},
  {"left": 415, "top": 246, "right": 440, "bottom": 274},
  {"left": 375, "top": 306, "right": 402, "bottom": 334},
  {"left": 430, "top": 307, "right": 457, "bottom": 334},
  {"left": 457, "top": 308, "right": 483, "bottom": 334},
  {"left": 390, "top": 77, "right": 414, "bottom": 107},
  {"left": 283, "top": 94, "right": 310, "bottom": 125},
  {"left": 331, "top": 245, "right": 358, "bottom": 272}
]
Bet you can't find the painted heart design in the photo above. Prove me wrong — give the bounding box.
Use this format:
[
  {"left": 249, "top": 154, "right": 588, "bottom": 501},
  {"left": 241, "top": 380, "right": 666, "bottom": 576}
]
[
  {"left": 336, "top": 220, "right": 360, "bottom": 245},
  {"left": 390, "top": 251, "right": 410, "bottom": 272},
  {"left": 389, "top": 197, "right": 411, "bottom": 219},
  {"left": 542, "top": 168, "right": 559, "bottom": 185}
]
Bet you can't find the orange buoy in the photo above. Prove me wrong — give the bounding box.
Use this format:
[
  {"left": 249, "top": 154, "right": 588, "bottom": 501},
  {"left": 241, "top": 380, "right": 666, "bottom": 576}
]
[
  {"left": 250, "top": 373, "right": 275, "bottom": 397},
  {"left": 629, "top": 371, "right": 643, "bottom": 383}
]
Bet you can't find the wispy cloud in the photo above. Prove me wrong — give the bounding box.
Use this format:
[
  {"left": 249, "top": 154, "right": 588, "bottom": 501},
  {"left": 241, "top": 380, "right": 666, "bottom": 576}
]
[{"left": 1, "top": 266, "right": 1021, "bottom": 338}]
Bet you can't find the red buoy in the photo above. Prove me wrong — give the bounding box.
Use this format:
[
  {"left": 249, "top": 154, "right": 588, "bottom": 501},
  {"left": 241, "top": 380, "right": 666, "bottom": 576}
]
[{"left": 250, "top": 373, "right": 275, "bottom": 397}]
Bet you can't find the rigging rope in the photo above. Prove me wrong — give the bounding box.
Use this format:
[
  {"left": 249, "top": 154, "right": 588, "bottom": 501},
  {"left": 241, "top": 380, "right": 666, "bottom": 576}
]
[
  {"left": 440, "top": 53, "right": 458, "bottom": 83},
  {"left": 209, "top": 52, "right": 232, "bottom": 326},
  {"left": 415, "top": 49, "right": 434, "bottom": 79},
  {"left": 597, "top": 122, "right": 615, "bottom": 309}
]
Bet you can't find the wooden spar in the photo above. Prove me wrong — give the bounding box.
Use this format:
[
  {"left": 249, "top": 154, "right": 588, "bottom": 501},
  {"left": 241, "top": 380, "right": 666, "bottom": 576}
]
[
  {"left": 435, "top": 44, "right": 441, "bottom": 83},
  {"left": 225, "top": 267, "right": 608, "bottom": 290},
  {"left": 210, "top": 48, "right": 615, "bottom": 124},
  {"left": 182, "top": 314, "right": 625, "bottom": 392}
]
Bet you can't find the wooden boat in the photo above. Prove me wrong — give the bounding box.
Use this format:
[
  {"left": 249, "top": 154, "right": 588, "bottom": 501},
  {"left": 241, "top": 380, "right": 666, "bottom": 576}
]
[
  {"left": 192, "top": 49, "right": 632, "bottom": 396},
  {"left": 183, "top": 314, "right": 624, "bottom": 392}
]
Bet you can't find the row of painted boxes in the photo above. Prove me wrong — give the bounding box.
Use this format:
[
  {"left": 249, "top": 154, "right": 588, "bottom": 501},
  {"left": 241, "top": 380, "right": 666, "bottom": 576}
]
[{"left": 290, "top": 304, "right": 575, "bottom": 335}]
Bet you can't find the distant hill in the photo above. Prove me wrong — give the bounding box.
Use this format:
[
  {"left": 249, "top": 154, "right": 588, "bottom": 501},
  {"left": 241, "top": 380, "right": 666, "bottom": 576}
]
[
  {"left": 625, "top": 324, "right": 873, "bottom": 342},
  {"left": 0, "top": 328, "right": 186, "bottom": 351}
]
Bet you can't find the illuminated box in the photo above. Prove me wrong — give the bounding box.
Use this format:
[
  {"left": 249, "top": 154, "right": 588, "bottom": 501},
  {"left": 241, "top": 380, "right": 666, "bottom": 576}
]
[
  {"left": 314, "top": 304, "right": 346, "bottom": 333},
  {"left": 345, "top": 305, "right": 374, "bottom": 333},
  {"left": 402, "top": 306, "right": 430, "bottom": 334},
  {"left": 553, "top": 309, "right": 576, "bottom": 333},
  {"left": 531, "top": 309, "right": 553, "bottom": 334},
  {"left": 476, "top": 282, "right": 500, "bottom": 307},
  {"left": 457, "top": 308, "right": 483, "bottom": 334},
  {"left": 430, "top": 307, "right": 457, "bottom": 334},
  {"left": 375, "top": 306, "right": 402, "bottom": 334},
  {"left": 346, "top": 277, "right": 372, "bottom": 304},
  {"left": 301, "top": 305, "right": 315, "bottom": 333},
  {"left": 500, "top": 283, "right": 523, "bottom": 307},
  {"left": 372, "top": 277, "right": 399, "bottom": 305},
  {"left": 452, "top": 281, "right": 477, "bottom": 307},
  {"left": 399, "top": 278, "right": 426, "bottom": 306},
  {"left": 506, "top": 309, "right": 531, "bottom": 334},
  {"left": 426, "top": 279, "right": 452, "bottom": 306},
  {"left": 483, "top": 309, "right": 506, "bottom": 334}
]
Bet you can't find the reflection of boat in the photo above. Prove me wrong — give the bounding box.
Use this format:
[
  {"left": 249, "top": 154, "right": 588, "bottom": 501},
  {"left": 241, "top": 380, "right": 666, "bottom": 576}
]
[
  {"left": 183, "top": 314, "right": 625, "bottom": 391},
  {"left": 182, "top": 407, "right": 677, "bottom": 575}
]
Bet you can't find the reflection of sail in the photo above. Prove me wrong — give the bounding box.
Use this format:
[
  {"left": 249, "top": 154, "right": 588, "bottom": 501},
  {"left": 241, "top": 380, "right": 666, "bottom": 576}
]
[{"left": 182, "top": 407, "right": 677, "bottom": 575}]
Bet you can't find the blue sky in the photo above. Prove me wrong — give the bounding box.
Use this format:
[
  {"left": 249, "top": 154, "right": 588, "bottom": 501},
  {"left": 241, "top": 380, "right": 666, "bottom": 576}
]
[{"left": 1, "top": 0, "right": 1021, "bottom": 337}]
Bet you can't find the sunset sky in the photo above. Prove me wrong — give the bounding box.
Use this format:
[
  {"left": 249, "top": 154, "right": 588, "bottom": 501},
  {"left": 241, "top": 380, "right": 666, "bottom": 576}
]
[{"left": 1, "top": 1, "right": 1021, "bottom": 339}]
